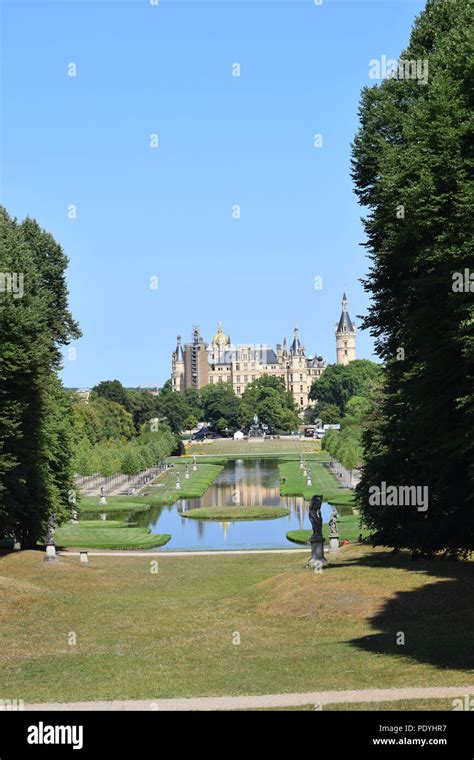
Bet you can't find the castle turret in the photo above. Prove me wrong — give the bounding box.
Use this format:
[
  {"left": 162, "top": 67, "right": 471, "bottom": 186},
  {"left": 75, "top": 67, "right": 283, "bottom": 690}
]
[
  {"left": 172, "top": 335, "right": 185, "bottom": 391},
  {"left": 335, "top": 293, "right": 356, "bottom": 365}
]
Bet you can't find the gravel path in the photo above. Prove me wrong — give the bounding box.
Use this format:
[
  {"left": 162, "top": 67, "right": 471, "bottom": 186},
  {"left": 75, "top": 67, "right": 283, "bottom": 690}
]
[{"left": 24, "top": 686, "right": 474, "bottom": 711}]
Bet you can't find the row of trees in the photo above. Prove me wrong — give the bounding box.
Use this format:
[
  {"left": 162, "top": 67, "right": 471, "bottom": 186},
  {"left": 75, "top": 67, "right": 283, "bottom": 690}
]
[
  {"left": 74, "top": 429, "right": 177, "bottom": 477},
  {"left": 322, "top": 396, "right": 371, "bottom": 477},
  {"left": 87, "top": 362, "right": 382, "bottom": 441},
  {"left": 155, "top": 375, "right": 301, "bottom": 434}
]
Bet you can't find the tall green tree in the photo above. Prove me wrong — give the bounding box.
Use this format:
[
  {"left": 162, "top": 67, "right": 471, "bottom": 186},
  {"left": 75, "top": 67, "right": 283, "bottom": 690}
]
[
  {"left": 240, "top": 375, "right": 299, "bottom": 431},
  {"left": 0, "top": 209, "right": 81, "bottom": 547},
  {"left": 309, "top": 360, "right": 382, "bottom": 415},
  {"left": 351, "top": 0, "right": 474, "bottom": 554},
  {"left": 92, "top": 380, "right": 132, "bottom": 411},
  {"left": 200, "top": 383, "right": 241, "bottom": 432}
]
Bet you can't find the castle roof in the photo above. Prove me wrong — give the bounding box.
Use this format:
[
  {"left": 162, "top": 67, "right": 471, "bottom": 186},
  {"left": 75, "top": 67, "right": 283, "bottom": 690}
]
[
  {"left": 337, "top": 310, "right": 354, "bottom": 332},
  {"left": 290, "top": 327, "right": 302, "bottom": 355},
  {"left": 175, "top": 335, "right": 184, "bottom": 362},
  {"left": 337, "top": 293, "right": 355, "bottom": 333},
  {"left": 211, "top": 321, "right": 230, "bottom": 347}
]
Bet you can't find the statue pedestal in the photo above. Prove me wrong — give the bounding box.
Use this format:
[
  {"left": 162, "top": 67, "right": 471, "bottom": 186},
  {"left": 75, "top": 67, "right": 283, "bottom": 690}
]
[
  {"left": 307, "top": 536, "right": 328, "bottom": 569},
  {"left": 44, "top": 544, "right": 58, "bottom": 563},
  {"left": 329, "top": 533, "right": 340, "bottom": 553}
]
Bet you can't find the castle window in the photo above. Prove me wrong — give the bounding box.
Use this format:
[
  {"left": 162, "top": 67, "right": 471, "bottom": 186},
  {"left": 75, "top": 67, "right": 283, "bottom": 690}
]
[
  {"left": 300, "top": 374, "right": 303, "bottom": 381},
  {"left": 236, "top": 363, "right": 240, "bottom": 371},
  {"left": 252, "top": 375, "right": 255, "bottom": 381},
  {"left": 237, "top": 376, "right": 241, "bottom": 383},
  {"left": 300, "top": 397, "right": 304, "bottom": 406},
  {"left": 237, "top": 387, "right": 241, "bottom": 394},
  {"left": 244, "top": 375, "right": 248, "bottom": 383},
  {"left": 300, "top": 385, "right": 303, "bottom": 392}
]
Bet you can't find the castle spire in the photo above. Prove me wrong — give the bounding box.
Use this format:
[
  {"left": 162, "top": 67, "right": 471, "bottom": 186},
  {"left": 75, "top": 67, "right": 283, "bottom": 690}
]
[
  {"left": 335, "top": 292, "right": 356, "bottom": 365},
  {"left": 175, "top": 334, "right": 184, "bottom": 362},
  {"left": 290, "top": 326, "right": 301, "bottom": 355}
]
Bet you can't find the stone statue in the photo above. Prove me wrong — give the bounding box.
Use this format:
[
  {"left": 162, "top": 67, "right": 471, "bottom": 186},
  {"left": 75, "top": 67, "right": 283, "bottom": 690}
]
[
  {"left": 308, "top": 495, "right": 323, "bottom": 538},
  {"left": 329, "top": 507, "right": 338, "bottom": 536},
  {"left": 306, "top": 495, "right": 328, "bottom": 569},
  {"left": 45, "top": 513, "right": 56, "bottom": 545}
]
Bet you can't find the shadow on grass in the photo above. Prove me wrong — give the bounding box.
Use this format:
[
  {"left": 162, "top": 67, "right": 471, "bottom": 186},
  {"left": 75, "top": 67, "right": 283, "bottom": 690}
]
[{"left": 336, "top": 551, "right": 474, "bottom": 671}]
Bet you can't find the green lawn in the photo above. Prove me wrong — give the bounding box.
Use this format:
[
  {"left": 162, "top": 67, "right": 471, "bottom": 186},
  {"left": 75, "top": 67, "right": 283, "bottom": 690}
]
[
  {"left": 251, "top": 698, "right": 462, "bottom": 711},
  {"left": 128, "top": 463, "right": 224, "bottom": 506},
  {"left": 279, "top": 460, "right": 355, "bottom": 507},
  {"left": 183, "top": 506, "right": 290, "bottom": 521},
  {"left": 55, "top": 520, "right": 170, "bottom": 550},
  {"left": 1, "top": 546, "right": 473, "bottom": 705},
  {"left": 186, "top": 439, "right": 322, "bottom": 456},
  {"left": 78, "top": 498, "right": 150, "bottom": 514},
  {"left": 287, "top": 515, "right": 368, "bottom": 544}
]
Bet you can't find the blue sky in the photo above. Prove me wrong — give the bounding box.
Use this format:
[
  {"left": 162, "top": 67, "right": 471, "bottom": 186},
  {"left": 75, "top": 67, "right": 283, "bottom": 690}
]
[{"left": 1, "top": 0, "right": 425, "bottom": 388}]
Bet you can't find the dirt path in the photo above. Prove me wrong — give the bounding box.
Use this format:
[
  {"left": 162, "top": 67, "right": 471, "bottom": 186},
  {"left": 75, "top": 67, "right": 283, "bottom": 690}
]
[{"left": 24, "top": 686, "right": 474, "bottom": 711}]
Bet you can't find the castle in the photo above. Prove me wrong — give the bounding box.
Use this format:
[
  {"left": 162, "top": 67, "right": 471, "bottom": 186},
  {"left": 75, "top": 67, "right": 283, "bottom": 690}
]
[{"left": 172, "top": 293, "right": 356, "bottom": 413}]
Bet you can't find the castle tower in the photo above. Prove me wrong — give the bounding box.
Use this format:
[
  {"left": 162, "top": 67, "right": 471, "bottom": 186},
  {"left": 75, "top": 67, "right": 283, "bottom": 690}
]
[
  {"left": 335, "top": 292, "right": 356, "bottom": 365},
  {"left": 171, "top": 335, "right": 185, "bottom": 392},
  {"left": 210, "top": 321, "right": 231, "bottom": 363}
]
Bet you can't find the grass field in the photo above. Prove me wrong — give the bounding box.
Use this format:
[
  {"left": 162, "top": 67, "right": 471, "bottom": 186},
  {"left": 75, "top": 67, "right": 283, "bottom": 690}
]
[
  {"left": 144, "top": 462, "right": 224, "bottom": 504},
  {"left": 183, "top": 506, "right": 290, "bottom": 521},
  {"left": 1, "top": 545, "right": 473, "bottom": 705},
  {"left": 279, "top": 460, "right": 355, "bottom": 507},
  {"left": 55, "top": 520, "right": 170, "bottom": 550},
  {"left": 286, "top": 514, "right": 368, "bottom": 544},
  {"left": 252, "top": 698, "right": 462, "bottom": 711},
  {"left": 185, "top": 439, "right": 322, "bottom": 456},
  {"left": 78, "top": 499, "right": 150, "bottom": 513}
]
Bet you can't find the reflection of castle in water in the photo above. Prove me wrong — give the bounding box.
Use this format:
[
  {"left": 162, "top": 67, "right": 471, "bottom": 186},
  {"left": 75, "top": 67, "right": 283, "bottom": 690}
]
[{"left": 177, "top": 459, "right": 310, "bottom": 536}]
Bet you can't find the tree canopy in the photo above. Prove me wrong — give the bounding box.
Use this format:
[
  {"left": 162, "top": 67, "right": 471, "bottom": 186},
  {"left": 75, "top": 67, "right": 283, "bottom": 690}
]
[
  {"left": 351, "top": 0, "right": 474, "bottom": 555},
  {"left": 309, "top": 359, "right": 382, "bottom": 415},
  {"left": 0, "top": 208, "right": 81, "bottom": 547}
]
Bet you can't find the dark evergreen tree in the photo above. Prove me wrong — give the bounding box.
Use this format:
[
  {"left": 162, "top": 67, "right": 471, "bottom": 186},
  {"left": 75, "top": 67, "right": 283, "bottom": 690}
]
[{"left": 351, "top": 0, "right": 474, "bottom": 554}]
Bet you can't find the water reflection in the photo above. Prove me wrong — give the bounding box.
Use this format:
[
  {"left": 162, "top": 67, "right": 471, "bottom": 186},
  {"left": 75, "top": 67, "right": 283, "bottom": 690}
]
[{"left": 131, "top": 458, "right": 346, "bottom": 551}]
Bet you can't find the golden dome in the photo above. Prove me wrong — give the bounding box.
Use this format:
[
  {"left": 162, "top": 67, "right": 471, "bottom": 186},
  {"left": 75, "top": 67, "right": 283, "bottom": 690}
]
[{"left": 212, "top": 321, "right": 230, "bottom": 347}]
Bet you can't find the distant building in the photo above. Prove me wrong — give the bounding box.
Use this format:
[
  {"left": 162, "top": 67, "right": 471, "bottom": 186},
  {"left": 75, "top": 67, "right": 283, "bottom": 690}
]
[
  {"left": 172, "top": 323, "right": 326, "bottom": 413},
  {"left": 76, "top": 388, "right": 91, "bottom": 402},
  {"left": 335, "top": 292, "right": 356, "bottom": 365}
]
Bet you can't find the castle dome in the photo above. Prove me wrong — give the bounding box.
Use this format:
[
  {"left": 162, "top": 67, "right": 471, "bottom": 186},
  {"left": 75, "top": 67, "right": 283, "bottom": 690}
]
[{"left": 211, "top": 321, "right": 230, "bottom": 347}]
